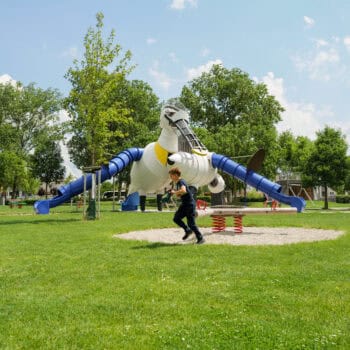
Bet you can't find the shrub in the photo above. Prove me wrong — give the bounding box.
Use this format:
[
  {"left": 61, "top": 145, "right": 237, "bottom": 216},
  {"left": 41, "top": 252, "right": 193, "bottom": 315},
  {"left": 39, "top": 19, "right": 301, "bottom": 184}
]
[
  {"left": 336, "top": 195, "right": 350, "bottom": 203},
  {"left": 239, "top": 192, "right": 265, "bottom": 203}
]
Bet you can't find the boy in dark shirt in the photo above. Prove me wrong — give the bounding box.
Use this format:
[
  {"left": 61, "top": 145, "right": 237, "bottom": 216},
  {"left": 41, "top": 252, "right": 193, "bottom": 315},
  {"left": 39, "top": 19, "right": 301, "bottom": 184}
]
[{"left": 169, "top": 167, "right": 205, "bottom": 244}]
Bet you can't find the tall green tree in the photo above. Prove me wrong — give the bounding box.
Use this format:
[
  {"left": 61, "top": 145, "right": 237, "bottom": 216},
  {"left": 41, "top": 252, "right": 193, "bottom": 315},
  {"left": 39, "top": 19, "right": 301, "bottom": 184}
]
[
  {"left": 118, "top": 79, "right": 160, "bottom": 149},
  {"left": 104, "top": 79, "right": 160, "bottom": 191},
  {"left": 0, "top": 83, "right": 18, "bottom": 152},
  {"left": 0, "top": 82, "right": 62, "bottom": 154},
  {"left": 0, "top": 151, "right": 28, "bottom": 198},
  {"left": 64, "top": 12, "right": 135, "bottom": 168},
  {"left": 0, "top": 81, "right": 62, "bottom": 195},
  {"left": 31, "top": 138, "right": 65, "bottom": 198},
  {"left": 180, "top": 64, "right": 284, "bottom": 195},
  {"left": 278, "top": 131, "right": 314, "bottom": 177},
  {"left": 303, "top": 126, "right": 348, "bottom": 209},
  {"left": 344, "top": 156, "right": 350, "bottom": 192}
]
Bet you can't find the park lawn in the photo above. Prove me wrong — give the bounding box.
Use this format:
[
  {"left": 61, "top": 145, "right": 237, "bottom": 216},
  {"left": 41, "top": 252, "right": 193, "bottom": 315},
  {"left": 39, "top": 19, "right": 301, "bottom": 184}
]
[{"left": 0, "top": 203, "right": 349, "bottom": 349}]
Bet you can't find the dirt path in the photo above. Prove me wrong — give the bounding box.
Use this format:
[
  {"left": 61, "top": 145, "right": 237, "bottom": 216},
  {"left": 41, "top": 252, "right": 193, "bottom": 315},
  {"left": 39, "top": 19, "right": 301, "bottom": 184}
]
[{"left": 114, "top": 226, "right": 345, "bottom": 246}]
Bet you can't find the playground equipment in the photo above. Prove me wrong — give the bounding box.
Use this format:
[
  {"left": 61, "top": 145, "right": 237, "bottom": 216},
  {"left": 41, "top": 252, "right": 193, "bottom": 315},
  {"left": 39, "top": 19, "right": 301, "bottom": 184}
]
[
  {"left": 121, "top": 100, "right": 225, "bottom": 211},
  {"left": 82, "top": 166, "right": 101, "bottom": 220},
  {"left": 34, "top": 148, "right": 143, "bottom": 214},
  {"left": 34, "top": 101, "right": 306, "bottom": 214},
  {"left": 197, "top": 206, "right": 297, "bottom": 234}
]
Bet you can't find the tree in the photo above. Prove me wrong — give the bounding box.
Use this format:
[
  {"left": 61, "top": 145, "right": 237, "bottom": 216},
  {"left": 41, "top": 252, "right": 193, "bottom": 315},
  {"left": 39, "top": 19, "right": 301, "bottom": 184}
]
[
  {"left": 31, "top": 138, "right": 65, "bottom": 198},
  {"left": 64, "top": 173, "right": 76, "bottom": 185},
  {"left": 277, "top": 131, "right": 314, "bottom": 177},
  {"left": 117, "top": 79, "right": 160, "bottom": 150},
  {"left": 0, "top": 151, "right": 28, "bottom": 198},
  {"left": 0, "top": 82, "right": 62, "bottom": 155},
  {"left": 0, "top": 81, "right": 63, "bottom": 195},
  {"left": 64, "top": 12, "right": 135, "bottom": 168},
  {"left": 0, "top": 83, "right": 18, "bottom": 152},
  {"left": 103, "top": 79, "right": 161, "bottom": 192},
  {"left": 303, "top": 126, "right": 348, "bottom": 209},
  {"left": 180, "top": 64, "right": 284, "bottom": 196},
  {"left": 344, "top": 156, "right": 350, "bottom": 193}
]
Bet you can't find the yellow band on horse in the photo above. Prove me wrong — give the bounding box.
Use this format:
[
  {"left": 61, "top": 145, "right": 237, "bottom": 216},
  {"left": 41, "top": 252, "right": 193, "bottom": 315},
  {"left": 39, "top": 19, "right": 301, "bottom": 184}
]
[{"left": 154, "top": 142, "right": 169, "bottom": 165}]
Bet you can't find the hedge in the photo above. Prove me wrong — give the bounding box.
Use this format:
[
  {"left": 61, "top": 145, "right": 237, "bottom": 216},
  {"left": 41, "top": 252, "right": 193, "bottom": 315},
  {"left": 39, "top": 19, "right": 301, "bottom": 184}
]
[{"left": 336, "top": 195, "right": 350, "bottom": 203}]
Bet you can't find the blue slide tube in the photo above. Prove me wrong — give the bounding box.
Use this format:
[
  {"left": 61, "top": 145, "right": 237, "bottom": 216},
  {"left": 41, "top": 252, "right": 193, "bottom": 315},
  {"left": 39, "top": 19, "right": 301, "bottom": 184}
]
[
  {"left": 34, "top": 148, "right": 143, "bottom": 214},
  {"left": 211, "top": 153, "right": 306, "bottom": 212}
]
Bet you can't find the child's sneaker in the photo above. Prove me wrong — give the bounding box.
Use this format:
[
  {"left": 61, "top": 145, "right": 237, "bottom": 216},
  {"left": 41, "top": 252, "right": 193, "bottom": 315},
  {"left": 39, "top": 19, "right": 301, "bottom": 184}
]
[
  {"left": 182, "top": 230, "right": 193, "bottom": 240},
  {"left": 196, "top": 237, "right": 205, "bottom": 244}
]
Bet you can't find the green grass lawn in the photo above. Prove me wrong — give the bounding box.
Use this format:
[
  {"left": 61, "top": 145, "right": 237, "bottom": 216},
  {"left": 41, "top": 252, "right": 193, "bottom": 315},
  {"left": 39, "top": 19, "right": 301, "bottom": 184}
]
[{"left": 1, "top": 202, "right": 349, "bottom": 349}]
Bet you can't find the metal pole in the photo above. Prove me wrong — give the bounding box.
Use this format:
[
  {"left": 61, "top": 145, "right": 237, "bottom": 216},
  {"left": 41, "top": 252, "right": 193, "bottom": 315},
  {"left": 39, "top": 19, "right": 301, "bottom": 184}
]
[
  {"left": 83, "top": 172, "right": 87, "bottom": 220},
  {"left": 97, "top": 170, "right": 101, "bottom": 218},
  {"left": 112, "top": 175, "right": 116, "bottom": 212}
]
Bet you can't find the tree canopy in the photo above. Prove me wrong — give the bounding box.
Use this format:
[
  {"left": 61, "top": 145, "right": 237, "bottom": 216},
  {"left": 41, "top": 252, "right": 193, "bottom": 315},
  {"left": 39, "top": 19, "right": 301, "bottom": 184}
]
[
  {"left": 303, "top": 126, "right": 348, "bottom": 209},
  {"left": 0, "top": 81, "right": 63, "bottom": 196},
  {"left": 180, "top": 64, "right": 284, "bottom": 194},
  {"left": 0, "top": 82, "right": 62, "bottom": 155},
  {"left": 64, "top": 12, "right": 136, "bottom": 168},
  {"left": 277, "top": 131, "right": 314, "bottom": 176},
  {"left": 31, "top": 137, "right": 65, "bottom": 197}
]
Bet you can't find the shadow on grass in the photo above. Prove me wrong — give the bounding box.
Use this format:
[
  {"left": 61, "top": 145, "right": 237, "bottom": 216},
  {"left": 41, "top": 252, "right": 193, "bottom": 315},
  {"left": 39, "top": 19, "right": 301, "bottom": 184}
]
[
  {"left": 0, "top": 218, "right": 81, "bottom": 225},
  {"left": 131, "top": 242, "right": 180, "bottom": 249}
]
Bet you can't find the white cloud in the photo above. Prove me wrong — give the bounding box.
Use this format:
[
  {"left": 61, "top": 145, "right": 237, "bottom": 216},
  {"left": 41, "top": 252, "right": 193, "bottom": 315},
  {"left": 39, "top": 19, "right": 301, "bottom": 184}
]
[
  {"left": 148, "top": 61, "right": 172, "bottom": 90},
  {"left": 148, "top": 58, "right": 222, "bottom": 96},
  {"left": 59, "top": 141, "right": 82, "bottom": 179},
  {"left": 315, "top": 39, "right": 328, "bottom": 48},
  {"left": 292, "top": 46, "right": 340, "bottom": 81},
  {"left": 58, "top": 109, "right": 70, "bottom": 123},
  {"left": 170, "top": 0, "right": 198, "bottom": 10},
  {"left": 200, "top": 47, "right": 210, "bottom": 57},
  {"left": 186, "top": 59, "right": 222, "bottom": 80},
  {"left": 344, "top": 36, "right": 350, "bottom": 51},
  {"left": 261, "top": 72, "right": 328, "bottom": 140},
  {"left": 168, "top": 52, "right": 178, "bottom": 62},
  {"left": 0, "top": 74, "right": 17, "bottom": 86},
  {"left": 303, "top": 15, "right": 315, "bottom": 28},
  {"left": 57, "top": 110, "right": 82, "bottom": 178},
  {"left": 292, "top": 35, "right": 350, "bottom": 84},
  {"left": 262, "top": 72, "right": 350, "bottom": 150},
  {"left": 61, "top": 46, "right": 79, "bottom": 59},
  {"left": 146, "top": 37, "right": 157, "bottom": 45}
]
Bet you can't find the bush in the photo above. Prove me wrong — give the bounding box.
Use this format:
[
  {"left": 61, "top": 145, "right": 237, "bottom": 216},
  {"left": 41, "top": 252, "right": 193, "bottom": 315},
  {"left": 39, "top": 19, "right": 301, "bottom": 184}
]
[
  {"left": 24, "top": 199, "right": 37, "bottom": 205},
  {"left": 336, "top": 195, "right": 350, "bottom": 203},
  {"left": 239, "top": 192, "right": 265, "bottom": 203}
]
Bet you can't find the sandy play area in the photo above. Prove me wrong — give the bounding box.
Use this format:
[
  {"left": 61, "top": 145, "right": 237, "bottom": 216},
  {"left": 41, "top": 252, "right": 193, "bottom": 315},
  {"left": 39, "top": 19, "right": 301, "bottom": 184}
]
[{"left": 114, "top": 226, "right": 345, "bottom": 246}]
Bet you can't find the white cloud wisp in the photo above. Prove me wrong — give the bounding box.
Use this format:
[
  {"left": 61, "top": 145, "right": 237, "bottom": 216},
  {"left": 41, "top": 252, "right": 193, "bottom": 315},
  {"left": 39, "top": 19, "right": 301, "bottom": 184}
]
[{"left": 186, "top": 59, "right": 222, "bottom": 80}]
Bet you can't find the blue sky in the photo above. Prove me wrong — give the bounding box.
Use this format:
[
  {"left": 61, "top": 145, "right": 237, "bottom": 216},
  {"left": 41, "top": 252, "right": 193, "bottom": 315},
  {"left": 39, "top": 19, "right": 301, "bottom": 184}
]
[{"left": 1, "top": 0, "right": 350, "bottom": 172}]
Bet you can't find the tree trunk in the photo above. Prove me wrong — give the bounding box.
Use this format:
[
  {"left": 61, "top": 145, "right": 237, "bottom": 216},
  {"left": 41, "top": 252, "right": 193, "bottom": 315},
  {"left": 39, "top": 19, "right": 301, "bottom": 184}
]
[
  {"left": 118, "top": 178, "right": 123, "bottom": 199},
  {"left": 91, "top": 150, "right": 96, "bottom": 167},
  {"left": 232, "top": 179, "right": 238, "bottom": 201},
  {"left": 12, "top": 177, "right": 17, "bottom": 199},
  {"left": 323, "top": 184, "right": 329, "bottom": 210}
]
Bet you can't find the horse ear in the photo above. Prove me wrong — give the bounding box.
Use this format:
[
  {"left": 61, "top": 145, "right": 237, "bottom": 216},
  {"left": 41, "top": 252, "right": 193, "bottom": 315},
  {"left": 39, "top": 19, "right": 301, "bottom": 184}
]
[{"left": 247, "top": 149, "right": 266, "bottom": 172}]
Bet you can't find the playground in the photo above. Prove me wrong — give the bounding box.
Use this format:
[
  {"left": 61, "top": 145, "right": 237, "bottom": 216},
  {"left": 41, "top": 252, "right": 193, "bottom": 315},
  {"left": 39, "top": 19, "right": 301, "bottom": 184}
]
[
  {"left": 1, "top": 3, "right": 350, "bottom": 347},
  {"left": 2, "top": 102, "right": 349, "bottom": 348},
  {"left": 1, "top": 204, "right": 349, "bottom": 349},
  {"left": 34, "top": 102, "right": 306, "bottom": 216}
]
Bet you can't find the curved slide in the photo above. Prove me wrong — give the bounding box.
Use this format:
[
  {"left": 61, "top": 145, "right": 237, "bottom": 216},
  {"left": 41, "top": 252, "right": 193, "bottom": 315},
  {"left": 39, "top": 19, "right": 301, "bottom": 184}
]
[
  {"left": 211, "top": 153, "right": 306, "bottom": 212},
  {"left": 34, "top": 148, "right": 143, "bottom": 214}
]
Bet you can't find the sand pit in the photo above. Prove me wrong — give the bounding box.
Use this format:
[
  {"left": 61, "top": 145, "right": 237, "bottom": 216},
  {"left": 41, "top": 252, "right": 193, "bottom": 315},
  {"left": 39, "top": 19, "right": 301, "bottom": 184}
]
[{"left": 114, "top": 226, "right": 345, "bottom": 246}]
